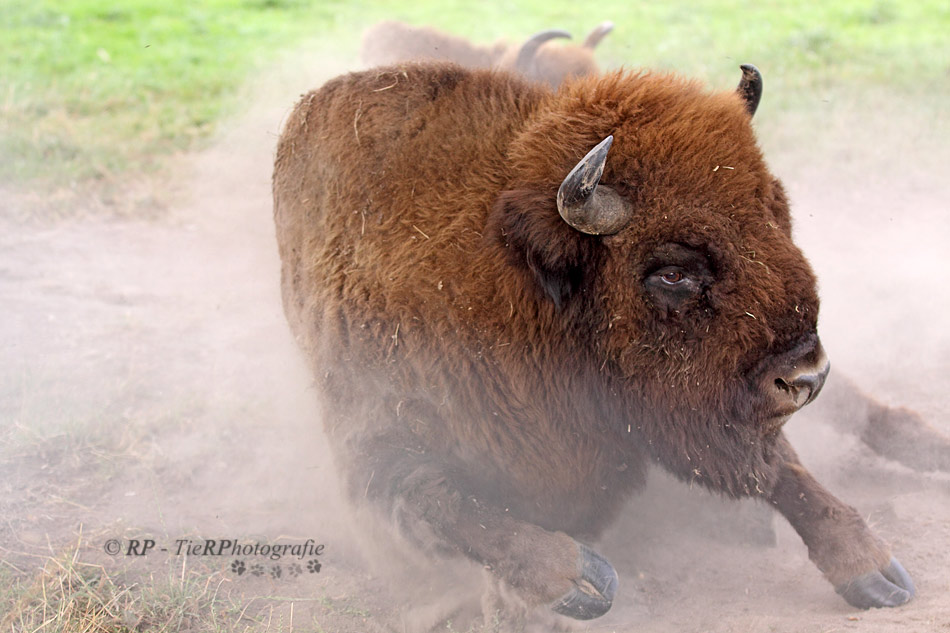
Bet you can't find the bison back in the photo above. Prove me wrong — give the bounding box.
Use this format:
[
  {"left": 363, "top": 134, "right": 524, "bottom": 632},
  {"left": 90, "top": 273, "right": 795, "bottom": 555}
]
[
  {"left": 360, "top": 21, "right": 506, "bottom": 68},
  {"left": 274, "top": 64, "right": 540, "bottom": 352}
]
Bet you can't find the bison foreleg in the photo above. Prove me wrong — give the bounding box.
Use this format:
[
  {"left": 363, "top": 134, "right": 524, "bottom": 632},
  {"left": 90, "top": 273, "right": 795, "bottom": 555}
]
[
  {"left": 767, "top": 435, "right": 915, "bottom": 609},
  {"left": 354, "top": 450, "right": 617, "bottom": 620}
]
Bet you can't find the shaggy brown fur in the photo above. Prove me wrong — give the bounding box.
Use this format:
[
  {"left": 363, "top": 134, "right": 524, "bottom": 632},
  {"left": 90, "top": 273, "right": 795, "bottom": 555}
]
[
  {"left": 360, "top": 21, "right": 609, "bottom": 87},
  {"left": 273, "top": 63, "right": 913, "bottom": 621}
]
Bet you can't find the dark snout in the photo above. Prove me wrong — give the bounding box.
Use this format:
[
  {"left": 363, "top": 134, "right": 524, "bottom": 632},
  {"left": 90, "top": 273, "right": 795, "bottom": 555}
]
[{"left": 754, "top": 334, "right": 830, "bottom": 417}]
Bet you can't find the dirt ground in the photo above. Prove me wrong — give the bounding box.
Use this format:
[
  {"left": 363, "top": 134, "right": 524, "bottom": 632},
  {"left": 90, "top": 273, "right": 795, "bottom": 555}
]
[{"left": 1, "top": 50, "right": 949, "bottom": 632}]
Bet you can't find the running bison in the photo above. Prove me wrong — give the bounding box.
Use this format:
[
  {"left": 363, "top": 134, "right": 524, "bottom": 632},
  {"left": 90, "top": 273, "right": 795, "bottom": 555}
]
[
  {"left": 361, "top": 20, "right": 613, "bottom": 87},
  {"left": 272, "top": 62, "right": 915, "bottom": 621}
]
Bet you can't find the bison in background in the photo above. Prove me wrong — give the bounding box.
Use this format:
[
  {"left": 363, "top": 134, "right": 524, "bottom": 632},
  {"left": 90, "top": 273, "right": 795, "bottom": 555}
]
[
  {"left": 360, "top": 20, "right": 613, "bottom": 87},
  {"left": 272, "top": 61, "right": 917, "bottom": 625}
]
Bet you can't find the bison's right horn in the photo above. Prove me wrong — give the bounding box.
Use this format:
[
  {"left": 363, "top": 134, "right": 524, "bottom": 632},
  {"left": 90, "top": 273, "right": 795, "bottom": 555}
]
[
  {"left": 737, "top": 64, "right": 763, "bottom": 117},
  {"left": 582, "top": 21, "right": 614, "bottom": 49},
  {"left": 515, "top": 29, "right": 572, "bottom": 72},
  {"left": 557, "top": 136, "right": 635, "bottom": 235}
]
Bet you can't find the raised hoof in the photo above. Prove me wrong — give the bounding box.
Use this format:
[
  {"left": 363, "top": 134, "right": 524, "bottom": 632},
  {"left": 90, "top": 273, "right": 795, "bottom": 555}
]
[
  {"left": 835, "top": 557, "right": 916, "bottom": 609},
  {"left": 551, "top": 544, "right": 618, "bottom": 620}
]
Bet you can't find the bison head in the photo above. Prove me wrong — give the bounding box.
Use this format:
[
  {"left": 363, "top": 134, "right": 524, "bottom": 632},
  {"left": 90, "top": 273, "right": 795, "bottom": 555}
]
[
  {"left": 494, "top": 67, "right": 827, "bottom": 491},
  {"left": 502, "top": 23, "right": 614, "bottom": 87}
]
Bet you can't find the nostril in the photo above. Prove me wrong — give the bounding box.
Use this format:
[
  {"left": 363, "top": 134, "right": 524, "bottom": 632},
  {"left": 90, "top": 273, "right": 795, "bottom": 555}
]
[
  {"left": 774, "top": 378, "right": 792, "bottom": 394},
  {"left": 774, "top": 372, "right": 824, "bottom": 408},
  {"left": 772, "top": 375, "right": 812, "bottom": 408},
  {"left": 761, "top": 346, "right": 829, "bottom": 413}
]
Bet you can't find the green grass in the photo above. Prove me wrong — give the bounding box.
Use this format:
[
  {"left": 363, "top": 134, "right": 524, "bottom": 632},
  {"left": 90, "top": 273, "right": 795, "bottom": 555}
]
[
  {"left": 1, "top": 0, "right": 347, "bottom": 195},
  {"left": 2, "top": 0, "right": 948, "bottom": 218}
]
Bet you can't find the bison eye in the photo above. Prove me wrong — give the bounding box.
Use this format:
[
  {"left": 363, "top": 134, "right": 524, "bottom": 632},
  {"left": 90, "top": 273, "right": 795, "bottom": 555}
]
[
  {"left": 660, "top": 270, "right": 684, "bottom": 285},
  {"left": 644, "top": 265, "right": 704, "bottom": 316},
  {"left": 643, "top": 245, "right": 712, "bottom": 317}
]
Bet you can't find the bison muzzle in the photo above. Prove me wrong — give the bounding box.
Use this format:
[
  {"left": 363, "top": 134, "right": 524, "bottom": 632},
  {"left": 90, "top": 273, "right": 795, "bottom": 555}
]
[{"left": 273, "top": 61, "right": 914, "bottom": 622}]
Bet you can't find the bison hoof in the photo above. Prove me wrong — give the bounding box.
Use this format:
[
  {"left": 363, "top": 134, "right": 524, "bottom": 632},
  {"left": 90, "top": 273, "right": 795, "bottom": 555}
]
[
  {"left": 551, "top": 543, "right": 618, "bottom": 620},
  {"left": 835, "top": 557, "right": 915, "bottom": 609}
]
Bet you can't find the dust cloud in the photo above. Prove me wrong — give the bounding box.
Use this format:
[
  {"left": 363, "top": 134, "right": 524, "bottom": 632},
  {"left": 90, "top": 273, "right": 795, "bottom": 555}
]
[{"left": 1, "top": 36, "right": 949, "bottom": 633}]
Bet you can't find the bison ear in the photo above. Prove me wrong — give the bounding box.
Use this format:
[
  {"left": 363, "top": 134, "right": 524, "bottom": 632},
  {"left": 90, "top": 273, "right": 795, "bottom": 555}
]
[{"left": 491, "top": 189, "right": 599, "bottom": 309}]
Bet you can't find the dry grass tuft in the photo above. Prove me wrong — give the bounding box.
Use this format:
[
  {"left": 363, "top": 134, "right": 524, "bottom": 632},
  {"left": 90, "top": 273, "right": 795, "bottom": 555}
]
[
  {"left": 0, "top": 535, "right": 242, "bottom": 633},
  {"left": 1, "top": 540, "right": 134, "bottom": 633}
]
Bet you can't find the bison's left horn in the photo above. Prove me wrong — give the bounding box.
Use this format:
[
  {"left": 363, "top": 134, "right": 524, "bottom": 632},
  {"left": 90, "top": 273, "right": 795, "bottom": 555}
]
[
  {"left": 516, "top": 29, "right": 572, "bottom": 72},
  {"left": 737, "top": 64, "right": 763, "bottom": 117},
  {"left": 557, "top": 136, "right": 635, "bottom": 235},
  {"left": 582, "top": 21, "right": 614, "bottom": 49}
]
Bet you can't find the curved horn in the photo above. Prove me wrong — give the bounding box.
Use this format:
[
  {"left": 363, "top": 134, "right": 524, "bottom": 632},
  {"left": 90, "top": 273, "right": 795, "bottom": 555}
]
[
  {"left": 582, "top": 21, "right": 614, "bottom": 49},
  {"left": 737, "top": 64, "right": 763, "bottom": 117},
  {"left": 515, "top": 29, "right": 572, "bottom": 72},
  {"left": 557, "top": 136, "right": 635, "bottom": 235}
]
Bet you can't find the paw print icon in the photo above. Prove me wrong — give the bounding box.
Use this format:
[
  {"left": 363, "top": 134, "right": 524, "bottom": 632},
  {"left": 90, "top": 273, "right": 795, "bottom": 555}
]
[
  {"left": 231, "top": 560, "right": 246, "bottom": 576},
  {"left": 307, "top": 559, "right": 322, "bottom": 574}
]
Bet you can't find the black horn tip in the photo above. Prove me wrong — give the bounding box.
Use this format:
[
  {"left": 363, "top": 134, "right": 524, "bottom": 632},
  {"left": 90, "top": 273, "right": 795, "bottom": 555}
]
[{"left": 737, "top": 64, "right": 763, "bottom": 117}]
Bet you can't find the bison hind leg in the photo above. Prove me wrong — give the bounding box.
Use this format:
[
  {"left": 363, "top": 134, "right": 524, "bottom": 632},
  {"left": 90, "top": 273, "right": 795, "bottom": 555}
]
[
  {"left": 481, "top": 569, "right": 607, "bottom": 633},
  {"left": 862, "top": 403, "right": 950, "bottom": 473},
  {"left": 340, "top": 440, "right": 616, "bottom": 624},
  {"left": 819, "top": 373, "right": 950, "bottom": 472},
  {"left": 347, "top": 503, "right": 486, "bottom": 633}
]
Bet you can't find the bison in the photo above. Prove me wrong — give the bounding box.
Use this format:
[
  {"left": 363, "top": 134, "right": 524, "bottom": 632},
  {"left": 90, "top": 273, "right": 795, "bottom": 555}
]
[
  {"left": 360, "top": 20, "right": 613, "bottom": 87},
  {"left": 272, "top": 62, "right": 916, "bottom": 623}
]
